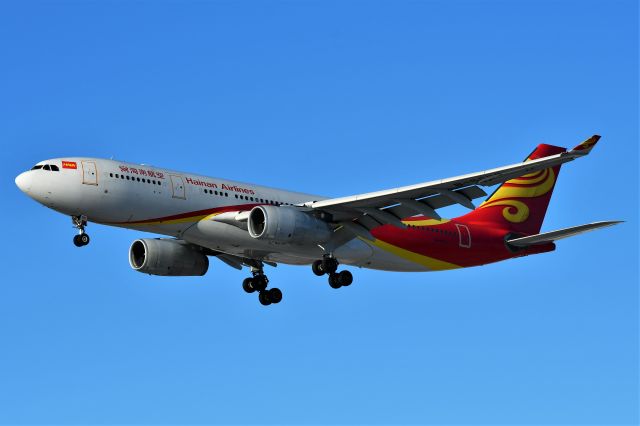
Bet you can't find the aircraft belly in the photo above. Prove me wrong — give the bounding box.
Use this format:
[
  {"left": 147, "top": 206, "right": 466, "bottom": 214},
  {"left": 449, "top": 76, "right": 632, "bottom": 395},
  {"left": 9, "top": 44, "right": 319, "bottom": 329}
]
[
  {"left": 361, "top": 241, "right": 432, "bottom": 272},
  {"left": 180, "top": 220, "right": 379, "bottom": 267},
  {"left": 333, "top": 238, "right": 374, "bottom": 265},
  {"left": 182, "top": 220, "right": 326, "bottom": 263}
]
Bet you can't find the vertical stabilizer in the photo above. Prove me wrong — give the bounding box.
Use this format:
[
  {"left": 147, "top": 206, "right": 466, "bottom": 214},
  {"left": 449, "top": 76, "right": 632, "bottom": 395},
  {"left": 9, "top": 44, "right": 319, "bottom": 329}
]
[{"left": 459, "top": 143, "right": 567, "bottom": 235}]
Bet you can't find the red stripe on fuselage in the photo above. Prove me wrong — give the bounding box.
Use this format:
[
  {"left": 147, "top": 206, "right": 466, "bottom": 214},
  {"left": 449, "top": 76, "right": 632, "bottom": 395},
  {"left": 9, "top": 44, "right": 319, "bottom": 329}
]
[{"left": 110, "top": 203, "right": 260, "bottom": 225}]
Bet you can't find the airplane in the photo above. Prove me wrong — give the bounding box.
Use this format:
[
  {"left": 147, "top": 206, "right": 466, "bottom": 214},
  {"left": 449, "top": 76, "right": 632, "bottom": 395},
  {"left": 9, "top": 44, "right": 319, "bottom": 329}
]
[{"left": 15, "top": 135, "right": 621, "bottom": 306}]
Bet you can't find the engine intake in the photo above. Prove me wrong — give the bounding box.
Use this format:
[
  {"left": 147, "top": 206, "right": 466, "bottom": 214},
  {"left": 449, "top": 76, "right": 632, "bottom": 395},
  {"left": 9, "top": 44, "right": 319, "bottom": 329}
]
[
  {"left": 248, "top": 205, "right": 332, "bottom": 245},
  {"left": 129, "top": 238, "right": 209, "bottom": 276}
]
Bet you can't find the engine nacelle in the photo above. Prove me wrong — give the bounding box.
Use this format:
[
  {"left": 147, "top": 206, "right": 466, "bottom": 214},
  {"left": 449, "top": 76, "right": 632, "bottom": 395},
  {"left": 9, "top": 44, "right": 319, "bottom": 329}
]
[
  {"left": 129, "top": 238, "right": 209, "bottom": 276},
  {"left": 248, "top": 205, "right": 332, "bottom": 245}
]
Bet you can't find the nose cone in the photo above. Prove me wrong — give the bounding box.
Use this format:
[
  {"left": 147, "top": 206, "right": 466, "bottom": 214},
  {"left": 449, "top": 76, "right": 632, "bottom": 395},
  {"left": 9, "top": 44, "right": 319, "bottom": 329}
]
[{"left": 15, "top": 172, "right": 31, "bottom": 193}]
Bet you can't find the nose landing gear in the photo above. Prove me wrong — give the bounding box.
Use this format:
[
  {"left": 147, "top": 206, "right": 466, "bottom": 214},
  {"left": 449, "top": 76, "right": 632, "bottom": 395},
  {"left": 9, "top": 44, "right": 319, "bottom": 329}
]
[
  {"left": 242, "top": 266, "right": 282, "bottom": 306},
  {"left": 312, "top": 255, "right": 353, "bottom": 289},
  {"left": 72, "top": 215, "right": 90, "bottom": 247}
]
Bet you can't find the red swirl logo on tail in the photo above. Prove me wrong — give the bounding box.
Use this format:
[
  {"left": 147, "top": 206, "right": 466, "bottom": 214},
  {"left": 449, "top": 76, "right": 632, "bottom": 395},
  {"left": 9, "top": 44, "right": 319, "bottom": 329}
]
[{"left": 477, "top": 168, "right": 556, "bottom": 223}]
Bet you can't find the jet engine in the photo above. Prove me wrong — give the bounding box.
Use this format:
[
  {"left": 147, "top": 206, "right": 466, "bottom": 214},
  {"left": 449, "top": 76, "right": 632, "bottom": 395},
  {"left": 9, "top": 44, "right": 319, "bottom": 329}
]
[
  {"left": 129, "top": 238, "right": 209, "bottom": 276},
  {"left": 248, "top": 205, "right": 332, "bottom": 245}
]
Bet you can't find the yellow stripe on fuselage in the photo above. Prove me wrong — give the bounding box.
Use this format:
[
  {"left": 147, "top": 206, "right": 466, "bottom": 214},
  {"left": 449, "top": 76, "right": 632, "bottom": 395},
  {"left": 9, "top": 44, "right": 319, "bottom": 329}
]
[
  {"left": 402, "top": 218, "right": 451, "bottom": 227},
  {"left": 370, "top": 238, "right": 461, "bottom": 271},
  {"left": 125, "top": 212, "right": 223, "bottom": 226}
]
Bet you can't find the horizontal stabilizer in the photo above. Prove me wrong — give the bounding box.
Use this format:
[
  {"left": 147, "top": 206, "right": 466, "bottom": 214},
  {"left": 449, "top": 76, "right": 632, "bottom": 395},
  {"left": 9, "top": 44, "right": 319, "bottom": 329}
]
[{"left": 506, "top": 220, "right": 622, "bottom": 247}]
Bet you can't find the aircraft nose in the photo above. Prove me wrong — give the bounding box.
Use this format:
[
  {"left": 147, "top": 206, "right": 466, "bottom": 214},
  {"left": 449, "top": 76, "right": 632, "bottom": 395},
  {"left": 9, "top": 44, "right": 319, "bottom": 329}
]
[{"left": 15, "top": 171, "right": 31, "bottom": 193}]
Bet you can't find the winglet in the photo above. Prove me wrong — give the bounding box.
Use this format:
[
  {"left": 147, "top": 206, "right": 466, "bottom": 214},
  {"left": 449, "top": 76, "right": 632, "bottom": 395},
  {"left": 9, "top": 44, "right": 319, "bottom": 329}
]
[{"left": 570, "top": 134, "right": 600, "bottom": 155}]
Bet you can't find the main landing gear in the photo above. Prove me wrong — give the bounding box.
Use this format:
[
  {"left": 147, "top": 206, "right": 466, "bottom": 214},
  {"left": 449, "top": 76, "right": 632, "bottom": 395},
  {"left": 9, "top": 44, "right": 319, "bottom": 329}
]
[
  {"left": 312, "top": 255, "right": 353, "bottom": 289},
  {"left": 242, "top": 267, "right": 283, "bottom": 306},
  {"left": 72, "top": 215, "right": 90, "bottom": 247}
]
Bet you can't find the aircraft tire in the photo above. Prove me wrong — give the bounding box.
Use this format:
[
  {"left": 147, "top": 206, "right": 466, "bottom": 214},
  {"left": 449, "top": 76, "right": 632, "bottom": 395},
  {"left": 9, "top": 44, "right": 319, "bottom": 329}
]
[
  {"left": 328, "top": 273, "right": 342, "bottom": 289},
  {"left": 242, "top": 278, "right": 256, "bottom": 293},
  {"left": 73, "top": 235, "right": 83, "bottom": 247},
  {"left": 79, "top": 234, "right": 90, "bottom": 246},
  {"left": 338, "top": 270, "right": 353, "bottom": 287},
  {"left": 258, "top": 291, "right": 272, "bottom": 306},
  {"left": 322, "top": 257, "right": 338, "bottom": 274},
  {"left": 268, "top": 288, "right": 282, "bottom": 304},
  {"left": 312, "top": 260, "right": 325, "bottom": 276},
  {"left": 253, "top": 275, "right": 268, "bottom": 291}
]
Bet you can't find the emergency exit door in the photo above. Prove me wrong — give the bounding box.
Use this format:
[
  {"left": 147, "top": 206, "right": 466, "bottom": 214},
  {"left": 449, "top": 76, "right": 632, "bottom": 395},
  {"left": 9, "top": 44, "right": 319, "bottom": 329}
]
[
  {"left": 170, "top": 175, "right": 186, "bottom": 199},
  {"left": 81, "top": 161, "right": 98, "bottom": 185},
  {"left": 455, "top": 224, "right": 471, "bottom": 248}
]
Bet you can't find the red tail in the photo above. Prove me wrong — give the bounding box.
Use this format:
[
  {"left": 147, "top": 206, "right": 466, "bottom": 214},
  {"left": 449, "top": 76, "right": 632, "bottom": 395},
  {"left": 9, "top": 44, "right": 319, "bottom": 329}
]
[{"left": 459, "top": 144, "right": 567, "bottom": 235}]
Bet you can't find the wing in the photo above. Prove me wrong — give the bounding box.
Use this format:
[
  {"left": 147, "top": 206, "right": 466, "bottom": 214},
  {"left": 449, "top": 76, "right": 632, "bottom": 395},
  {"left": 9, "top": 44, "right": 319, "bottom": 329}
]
[{"left": 307, "top": 135, "right": 601, "bottom": 240}]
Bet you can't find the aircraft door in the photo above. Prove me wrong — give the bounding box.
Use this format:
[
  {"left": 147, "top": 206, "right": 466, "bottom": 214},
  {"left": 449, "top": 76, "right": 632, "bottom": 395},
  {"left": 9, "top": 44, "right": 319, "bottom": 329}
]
[
  {"left": 81, "top": 161, "right": 98, "bottom": 185},
  {"left": 170, "top": 175, "right": 186, "bottom": 199},
  {"left": 455, "top": 224, "right": 471, "bottom": 248}
]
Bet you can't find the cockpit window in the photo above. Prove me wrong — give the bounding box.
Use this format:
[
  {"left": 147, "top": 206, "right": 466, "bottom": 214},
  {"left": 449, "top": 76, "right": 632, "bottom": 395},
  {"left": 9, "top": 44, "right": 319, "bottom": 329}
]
[{"left": 32, "top": 164, "right": 60, "bottom": 171}]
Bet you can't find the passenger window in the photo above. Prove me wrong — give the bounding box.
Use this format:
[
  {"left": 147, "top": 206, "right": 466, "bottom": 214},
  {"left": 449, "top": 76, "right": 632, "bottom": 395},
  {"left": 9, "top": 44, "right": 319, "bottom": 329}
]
[
  {"left": 126, "top": 176, "right": 130, "bottom": 180},
  {"left": 235, "top": 194, "right": 238, "bottom": 198},
  {"left": 50, "top": 165, "right": 59, "bottom": 171},
  {"left": 110, "top": 173, "right": 113, "bottom": 177},
  {"left": 250, "top": 197, "right": 254, "bottom": 201},
  {"left": 120, "top": 175, "right": 124, "bottom": 179},
  {"left": 137, "top": 177, "right": 141, "bottom": 182}
]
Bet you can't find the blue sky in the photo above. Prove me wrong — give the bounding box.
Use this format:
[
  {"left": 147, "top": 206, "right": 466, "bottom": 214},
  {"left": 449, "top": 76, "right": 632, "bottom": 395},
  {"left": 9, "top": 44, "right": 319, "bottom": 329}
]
[{"left": 0, "top": 1, "right": 637, "bottom": 424}]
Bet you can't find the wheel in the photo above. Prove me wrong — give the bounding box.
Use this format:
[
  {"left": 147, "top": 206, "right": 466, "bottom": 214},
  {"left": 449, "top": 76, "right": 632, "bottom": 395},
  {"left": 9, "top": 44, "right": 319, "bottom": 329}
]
[
  {"left": 79, "top": 233, "right": 90, "bottom": 246},
  {"left": 322, "top": 257, "right": 338, "bottom": 274},
  {"left": 242, "top": 278, "right": 256, "bottom": 293},
  {"left": 328, "top": 273, "right": 342, "bottom": 289},
  {"left": 253, "top": 275, "right": 268, "bottom": 291},
  {"left": 73, "top": 235, "right": 83, "bottom": 247},
  {"left": 258, "top": 291, "right": 272, "bottom": 306},
  {"left": 268, "top": 288, "right": 283, "bottom": 304},
  {"left": 312, "top": 260, "right": 325, "bottom": 276},
  {"left": 338, "top": 270, "right": 353, "bottom": 287}
]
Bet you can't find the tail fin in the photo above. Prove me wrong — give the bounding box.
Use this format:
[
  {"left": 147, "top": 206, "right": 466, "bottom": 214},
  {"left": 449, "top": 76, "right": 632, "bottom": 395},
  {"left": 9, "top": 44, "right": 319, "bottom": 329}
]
[{"left": 460, "top": 143, "right": 568, "bottom": 235}]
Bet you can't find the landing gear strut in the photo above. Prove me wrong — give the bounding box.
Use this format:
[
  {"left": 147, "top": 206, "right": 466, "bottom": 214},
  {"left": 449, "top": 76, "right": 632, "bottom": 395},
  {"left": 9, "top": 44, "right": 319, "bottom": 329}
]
[
  {"left": 312, "top": 255, "right": 353, "bottom": 289},
  {"left": 242, "top": 266, "right": 282, "bottom": 306},
  {"left": 72, "top": 215, "right": 90, "bottom": 247}
]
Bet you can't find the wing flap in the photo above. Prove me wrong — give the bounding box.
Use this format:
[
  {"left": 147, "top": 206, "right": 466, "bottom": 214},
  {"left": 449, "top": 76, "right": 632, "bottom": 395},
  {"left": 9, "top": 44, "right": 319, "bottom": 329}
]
[{"left": 383, "top": 186, "right": 487, "bottom": 220}]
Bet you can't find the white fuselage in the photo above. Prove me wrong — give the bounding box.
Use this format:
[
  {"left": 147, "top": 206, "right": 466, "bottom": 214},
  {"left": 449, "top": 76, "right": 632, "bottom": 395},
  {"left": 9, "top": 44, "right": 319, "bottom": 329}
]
[{"left": 15, "top": 157, "right": 425, "bottom": 271}]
